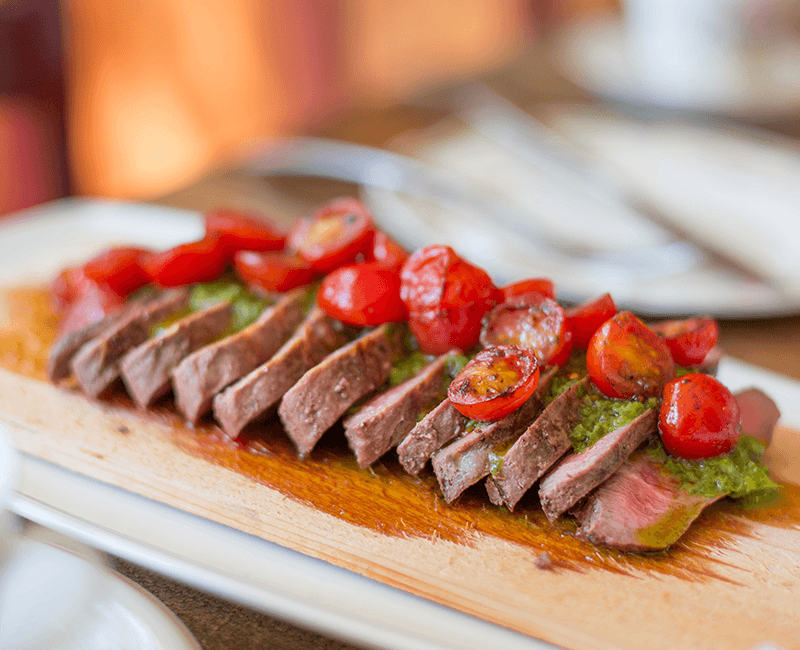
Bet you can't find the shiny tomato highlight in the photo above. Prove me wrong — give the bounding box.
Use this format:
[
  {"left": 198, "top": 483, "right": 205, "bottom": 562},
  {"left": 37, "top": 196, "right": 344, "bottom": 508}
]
[
  {"left": 141, "top": 235, "right": 229, "bottom": 287},
  {"left": 587, "top": 311, "right": 675, "bottom": 399},
  {"left": 500, "top": 277, "right": 555, "bottom": 301},
  {"left": 448, "top": 345, "right": 540, "bottom": 421},
  {"left": 371, "top": 230, "right": 409, "bottom": 273},
  {"left": 659, "top": 373, "right": 741, "bottom": 459},
  {"left": 565, "top": 293, "right": 617, "bottom": 349},
  {"left": 82, "top": 246, "right": 151, "bottom": 297},
  {"left": 650, "top": 316, "right": 719, "bottom": 367},
  {"left": 480, "top": 292, "right": 572, "bottom": 367},
  {"left": 233, "top": 251, "right": 317, "bottom": 293},
  {"left": 205, "top": 208, "right": 286, "bottom": 256},
  {"left": 318, "top": 263, "right": 407, "bottom": 326}
]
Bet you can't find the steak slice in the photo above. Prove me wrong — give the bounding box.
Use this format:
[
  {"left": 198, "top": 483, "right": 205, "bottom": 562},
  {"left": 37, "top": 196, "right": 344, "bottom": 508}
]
[
  {"left": 735, "top": 388, "right": 781, "bottom": 445},
  {"left": 212, "top": 309, "right": 349, "bottom": 438},
  {"left": 397, "top": 398, "right": 466, "bottom": 477},
  {"left": 172, "top": 289, "right": 308, "bottom": 423},
  {"left": 343, "top": 355, "right": 449, "bottom": 468},
  {"left": 572, "top": 451, "right": 723, "bottom": 552},
  {"left": 431, "top": 367, "right": 556, "bottom": 504},
  {"left": 279, "top": 324, "right": 402, "bottom": 458},
  {"left": 486, "top": 377, "right": 587, "bottom": 511},
  {"left": 70, "top": 288, "right": 189, "bottom": 397},
  {"left": 120, "top": 301, "right": 232, "bottom": 407},
  {"left": 539, "top": 408, "right": 658, "bottom": 522}
]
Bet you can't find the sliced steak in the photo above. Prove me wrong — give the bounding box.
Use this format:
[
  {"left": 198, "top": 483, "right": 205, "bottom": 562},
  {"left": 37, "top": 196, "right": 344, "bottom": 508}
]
[
  {"left": 735, "top": 388, "right": 781, "bottom": 445},
  {"left": 172, "top": 289, "right": 308, "bottom": 423},
  {"left": 397, "top": 398, "right": 467, "bottom": 477},
  {"left": 486, "top": 376, "right": 588, "bottom": 511},
  {"left": 70, "top": 288, "right": 189, "bottom": 397},
  {"left": 343, "top": 355, "right": 449, "bottom": 468},
  {"left": 431, "top": 368, "right": 556, "bottom": 504},
  {"left": 212, "top": 309, "right": 349, "bottom": 438},
  {"left": 539, "top": 408, "right": 658, "bottom": 522},
  {"left": 120, "top": 301, "right": 232, "bottom": 407},
  {"left": 572, "top": 451, "right": 723, "bottom": 552},
  {"left": 279, "top": 324, "right": 403, "bottom": 458}
]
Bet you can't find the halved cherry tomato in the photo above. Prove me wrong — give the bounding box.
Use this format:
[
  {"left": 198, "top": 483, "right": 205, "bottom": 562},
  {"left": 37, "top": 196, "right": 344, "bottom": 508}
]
[
  {"left": 400, "top": 245, "right": 500, "bottom": 354},
  {"left": 587, "top": 311, "right": 675, "bottom": 399},
  {"left": 480, "top": 292, "right": 572, "bottom": 367},
  {"left": 650, "top": 316, "right": 719, "bottom": 367},
  {"left": 659, "top": 373, "right": 741, "bottom": 459},
  {"left": 371, "top": 230, "right": 409, "bottom": 273},
  {"left": 205, "top": 208, "right": 286, "bottom": 257},
  {"left": 447, "top": 345, "right": 540, "bottom": 421},
  {"left": 318, "top": 263, "right": 407, "bottom": 326},
  {"left": 83, "top": 246, "right": 151, "bottom": 296},
  {"left": 500, "top": 278, "right": 555, "bottom": 301},
  {"left": 287, "top": 197, "right": 375, "bottom": 273},
  {"left": 58, "top": 281, "right": 126, "bottom": 334},
  {"left": 140, "top": 235, "right": 229, "bottom": 287},
  {"left": 565, "top": 293, "right": 617, "bottom": 349},
  {"left": 233, "top": 251, "right": 317, "bottom": 293}
]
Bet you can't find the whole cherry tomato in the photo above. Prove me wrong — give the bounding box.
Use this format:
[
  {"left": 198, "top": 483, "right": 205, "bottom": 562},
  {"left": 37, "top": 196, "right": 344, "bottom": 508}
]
[
  {"left": 400, "top": 245, "right": 500, "bottom": 354},
  {"left": 587, "top": 311, "right": 675, "bottom": 399},
  {"left": 480, "top": 291, "right": 572, "bottom": 367},
  {"left": 371, "top": 230, "right": 409, "bottom": 273},
  {"left": 650, "top": 316, "right": 719, "bottom": 367},
  {"left": 287, "top": 197, "right": 375, "bottom": 273},
  {"left": 233, "top": 251, "right": 317, "bottom": 293},
  {"left": 58, "top": 281, "right": 126, "bottom": 334},
  {"left": 448, "top": 345, "right": 540, "bottom": 421},
  {"left": 52, "top": 266, "right": 91, "bottom": 312},
  {"left": 83, "top": 246, "right": 151, "bottom": 296},
  {"left": 205, "top": 208, "right": 287, "bottom": 257},
  {"left": 141, "top": 235, "right": 229, "bottom": 287},
  {"left": 565, "top": 293, "right": 618, "bottom": 349},
  {"left": 500, "top": 277, "right": 555, "bottom": 301},
  {"left": 317, "top": 263, "right": 407, "bottom": 326},
  {"left": 659, "top": 373, "right": 741, "bottom": 459}
]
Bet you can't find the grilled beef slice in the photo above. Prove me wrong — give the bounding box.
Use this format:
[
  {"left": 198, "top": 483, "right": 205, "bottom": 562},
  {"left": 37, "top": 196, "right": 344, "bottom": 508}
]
[
  {"left": 172, "top": 290, "right": 308, "bottom": 423},
  {"left": 735, "top": 387, "right": 781, "bottom": 445},
  {"left": 538, "top": 408, "right": 658, "bottom": 522},
  {"left": 70, "top": 288, "right": 189, "bottom": 397},
  {"left": 212, "top": 308, "right": 349, "bottom": 438},
  {"left": 343, "top": 355, "right": 449, "bottom": 468},
  {"left": 431, "top": 368, "right": 556, "bottom": 504},
  {"left": 120, "top": 301, "right": 232, "bottom": 407},
  {"left": 279, "top": 324, "right": 402, "bottom": 458},
  {"left": 572, "top": 451, "right": 723, "bottom": 552},
  {"left": 396, "top": 398, "right": 467, "bottom": 477},
  {"left": 486, "top": 376, "right": 587, "bottom": 511}
]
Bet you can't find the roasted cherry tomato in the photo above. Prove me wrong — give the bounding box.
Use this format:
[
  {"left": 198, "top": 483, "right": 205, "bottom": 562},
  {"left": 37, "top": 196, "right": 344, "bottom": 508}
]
[
  {"left": 500, "top": 277, "right": 555, "bottom": 301},
  {"left": 480, "top": 291, "right": 572, "bottom": 367},
  {"left": 233, "top": 251, "right": 317, "bottom": 293},
  {"left": 318, "top": 263, "right": 407, "bottom": 326},
  {"left": 565, "top": 293, "right": 618, "bottom": 349},
  {"left": 287, "top": 197, "right": 375, "bottom": 273},
  {"left": 205, "top": 208, "right": 286, "bottom": 257},
  {"left": 58, "top": 281, "right": 126, "bottom": 334},
  {"left": 587, "top": 310, "right": 675, "bottom": 399},
  {"left": 52, "top": 266, "right": 91, "bottom": 312},
  {"left": 141, "top": 235, "right": 229, "bottom": 287},
  {"left": 447, "top": 345, "right": 540, "bottom": 421},
  {"left": 371, "top": 230, "right": 409, "bottom": 273},
  {"left": 650, "top": 316, "right": 719, "bottom": 367},
  {"left": 659, "top": 373, "right": 741, "bottom": 459},
  {"left": 83, "top": 246, "right": 151, "bottom": 296},
  {"left": 400, "top": 245, "right": 500, "bottom": 354}
]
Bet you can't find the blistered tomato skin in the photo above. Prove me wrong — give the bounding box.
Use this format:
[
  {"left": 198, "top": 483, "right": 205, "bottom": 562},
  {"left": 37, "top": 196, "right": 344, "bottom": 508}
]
[
  {"left": 141, "top": 235, "right": 229, "bottom": 287},
  {"left": 83, "top": 247, "right": 152, "bottom": 297},
  {"left": 500, "top": 278, "right": 555, "bottom": 301},
  {"left": 318, "top": 263, "right": 407, "bottom": 326},
  {"left": 448, "top": 345, "right": 540, "bottom": 421},
  {"left": 566, "top": 293, "right": 617, "bottom": 349},
  {"left": 371, "top": 231, "right": 409, "bottom": 273},
  {"left": 587, "top": 311, "right": 675, "bottom": 399},
  {"left": 659, "top": 373, "right": 741, "bottom": 459},
  {"left": 233, "top": 251, "right": 317, "bottom": 293},
  {"left": 650, "top": 316, "right": 719, "bottom": 367},
  {"left": 205, "top": 208, "right": 286, "bottom": 256}
]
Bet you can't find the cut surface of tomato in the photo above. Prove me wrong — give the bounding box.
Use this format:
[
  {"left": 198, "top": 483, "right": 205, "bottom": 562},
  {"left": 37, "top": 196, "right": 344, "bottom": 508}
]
[
  {"left": 650, "top": 316, "right": 719, "bottom": 367},
  {"left": 500, "top": 278, "right": 555, "bottom": 301},
  {"left": 587, "top": 310, "right": 675, "bottom": 399},
  {"left": 566, "top": 293, "right": 617, "bottom": 349},
  {"left": 233, "top": 251, "right": 317, "bottom": 293},
  {"left": 83, "top": 246, "right": 151, "bottom": 296},
  {"left": 141, "top": 235, "right": 229, "bottom": 287},
  {"left": 205, "top": 208, "right": 286, "bottom": 256},
  {"left": 371, "top": 230, "right": 409, "bottom": 273},
  {"left": 659, "top": 373, "right": 741, "bottom": 459},
  {"left": 480, "top": 291, "right": 572, "bottom": 367},
  {"left": 318, "top": 263, "right": 407, "bottom": 326},
  {"left": 287, "top": 197, "right": 374, "bottom": 273},
  {"left": 447, "top": 345, "right": 540, "bottom": 421}
]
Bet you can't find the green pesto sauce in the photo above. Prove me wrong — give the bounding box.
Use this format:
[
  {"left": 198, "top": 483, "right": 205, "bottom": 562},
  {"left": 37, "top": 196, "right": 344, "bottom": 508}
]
[
  {"left": 389, "top": 350, "right": 435, "bottom": 387},
  {"left": 646, "top": 434, "right": 780, "bottom": 501},
  {"left": 544, "top": 351, "right": 587, "bottom": 405},
  {"left": 570, "top": 392, "right": 658, "bottom": 454}
]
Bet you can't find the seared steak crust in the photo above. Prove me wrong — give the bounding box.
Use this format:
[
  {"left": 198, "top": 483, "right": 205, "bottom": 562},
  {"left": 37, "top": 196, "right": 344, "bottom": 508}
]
[{"left": 397, "top": 398, "right": 466, "bottom": 477}]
